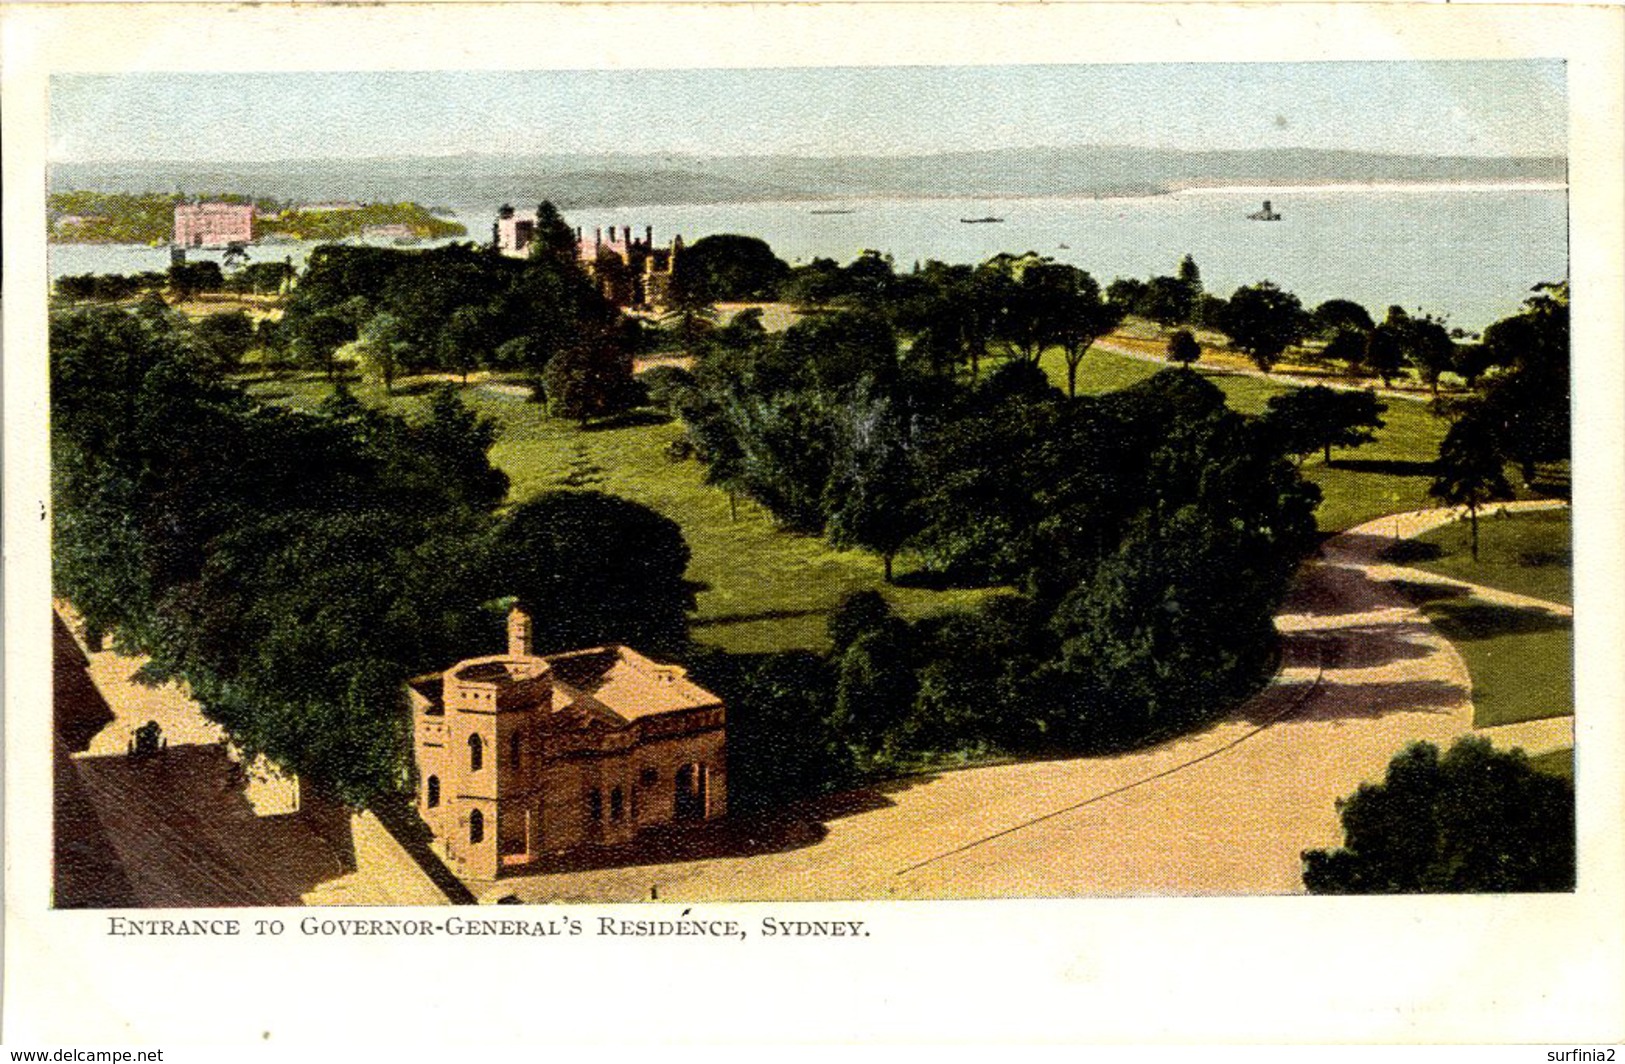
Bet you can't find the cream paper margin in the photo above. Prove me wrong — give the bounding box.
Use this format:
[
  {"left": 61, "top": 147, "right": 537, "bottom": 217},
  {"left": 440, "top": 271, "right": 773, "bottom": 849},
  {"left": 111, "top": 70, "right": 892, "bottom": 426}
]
[{"left": 3, "top": 2, "right": 1622, "bottom": 1047}]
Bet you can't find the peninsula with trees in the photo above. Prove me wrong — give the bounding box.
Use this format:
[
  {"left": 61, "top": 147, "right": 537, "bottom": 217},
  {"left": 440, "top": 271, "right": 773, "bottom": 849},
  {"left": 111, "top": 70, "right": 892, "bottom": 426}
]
[{"left": 48, "top": 190, "right": 466, "bottom": 245}]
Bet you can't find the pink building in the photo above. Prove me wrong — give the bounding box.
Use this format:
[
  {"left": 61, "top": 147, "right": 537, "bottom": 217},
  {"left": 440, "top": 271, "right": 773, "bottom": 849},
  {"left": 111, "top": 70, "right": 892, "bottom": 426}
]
[{"left": 173, "top": 202, "right": 255, "bottom": 248}]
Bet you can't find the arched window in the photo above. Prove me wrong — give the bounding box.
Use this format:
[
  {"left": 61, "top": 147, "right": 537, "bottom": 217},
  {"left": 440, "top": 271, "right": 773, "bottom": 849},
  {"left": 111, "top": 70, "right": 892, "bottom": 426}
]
[
  {"left": 468, "top": 733, "right": 483, "bottom": 772},
  {"left": 426, "top": 775, "right": 440, "bottom": 808},
  {"left": 610, "top": 787, "right": 624, "bottom": 822},
  {"left": 469, "top": 808, "right": 485, "bottom": 844},
  {"left": 509, "top": 732, "right": 523, "bottom": 768}
]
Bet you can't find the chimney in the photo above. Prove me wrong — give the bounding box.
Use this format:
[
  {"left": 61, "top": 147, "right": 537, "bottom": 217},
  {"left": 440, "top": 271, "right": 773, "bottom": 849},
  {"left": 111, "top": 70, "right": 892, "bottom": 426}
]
[
  {"left": 645, "top": 225, "right": 653, "bottom": 248},
  {"left": 507, "top": 606, "right": 533, "bottom": 658},
  {"left": 594, "top": 227, "right": 602, "bottom": 248}
]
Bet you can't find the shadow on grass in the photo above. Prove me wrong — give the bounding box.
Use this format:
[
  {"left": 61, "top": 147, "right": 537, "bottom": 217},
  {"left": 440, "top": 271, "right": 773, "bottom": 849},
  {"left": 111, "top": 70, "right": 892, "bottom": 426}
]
[
  {"left": 691, "top": 607, "right": 831, "bottom": 630},
  {"left": 1423, "top": 601, "right": 1573, "bottom": 641},
  {"left": 1326, "top": 457, "right": 1438, "bottom": 477},
  {"left": 1518, "top": 549, "right": 1572, "bottom": 569},
  {"left": 890, "top": 568, "right": 1001, "bottom": 592},
  {"left": 581, "top": 409, "right": 674, "bottom": 432}
]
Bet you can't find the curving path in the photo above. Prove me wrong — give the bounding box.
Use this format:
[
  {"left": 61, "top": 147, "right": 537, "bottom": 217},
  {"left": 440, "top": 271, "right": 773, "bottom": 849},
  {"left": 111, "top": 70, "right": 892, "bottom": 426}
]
[{"left": 494, "top": 502, "right": 1571, "bottom": 903}]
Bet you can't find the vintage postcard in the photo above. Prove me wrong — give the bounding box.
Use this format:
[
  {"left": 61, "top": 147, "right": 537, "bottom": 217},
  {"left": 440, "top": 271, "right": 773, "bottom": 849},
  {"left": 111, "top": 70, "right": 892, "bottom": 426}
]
[{"left": 4, "top": 1, "right": 1622, "bottom": 1050}]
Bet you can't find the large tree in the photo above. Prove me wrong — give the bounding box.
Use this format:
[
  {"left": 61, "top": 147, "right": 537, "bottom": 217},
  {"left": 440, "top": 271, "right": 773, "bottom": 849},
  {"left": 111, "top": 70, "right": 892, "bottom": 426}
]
[
  {"left": 676, "top": 234, "right": 790, "bottom": 302},
  {"left": 1362, "top": 322, "right": 1407, "bottom": 387},
  {"left": 1310, "top": 298, "right": 1374, "bottom": 339},
  {"left": 1303, "top": 738, "right": 1574, "bottom": 893},
  {"left": 491, "top": 490, "right": 693, "bottom": 656},
  {"left": 1219, "top": 281, "right": 1309, "bottom": 371},
  {"left": 1430, "top": 407, "right": 1514, "bottom": 560},
  {"left": 1050, "top": 266, "right": 1126, "bottom": 398},
  {"left": 52, "top": 307, "right": 515, "bottom": 803},
  {"left": 1166, "top": 328, "right": 1201, "bottom": 368},
  {"left": 542, "top": 326, "right": 638, "bottom": 424},
  {"left": 823, "top": 385, "right": 920, "bottom": 582},
  {"left": 1475, "top": 281, "right": 1570, "bottom": 483},
  {"left": 525, "top": 200, "right": 580, "bottom": 269},
  {"left": 1259, "top": 385, "right": 1388, "bottom": 465},
  {"left": 1402, "top": 314, "right": 1458, "bottom": 395}
]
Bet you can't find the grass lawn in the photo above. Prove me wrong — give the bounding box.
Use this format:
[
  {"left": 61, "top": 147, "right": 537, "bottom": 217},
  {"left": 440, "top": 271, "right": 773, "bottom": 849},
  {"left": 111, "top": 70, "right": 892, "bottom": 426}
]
[
  {"left": 246, "top": 374, "right": 992, "bottom": 654},
  {"left": 1391, "top": 507, "right": 1574, "bottom": 729},
  {"left": 243, "top": 345, "right": 1554, "bottom": 660},
  {"left": 1527, "top": 747, "right": 1574, "bottom": 781},
  {"left": 1405, "top": 508, "right": 1572, "bottom": 605},
  {"left": 1421, "top": 600, "right": 1572, "bottom": 728}
]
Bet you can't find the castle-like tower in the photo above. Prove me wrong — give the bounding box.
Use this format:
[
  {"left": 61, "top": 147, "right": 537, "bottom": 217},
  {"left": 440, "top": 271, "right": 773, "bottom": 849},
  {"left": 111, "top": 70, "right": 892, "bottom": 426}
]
[
  {"left": 494, "top": 206, "right": 680, "bottom": 309},
  {"left": 409, "top": 608, "right": 725, "bottom": 880}
]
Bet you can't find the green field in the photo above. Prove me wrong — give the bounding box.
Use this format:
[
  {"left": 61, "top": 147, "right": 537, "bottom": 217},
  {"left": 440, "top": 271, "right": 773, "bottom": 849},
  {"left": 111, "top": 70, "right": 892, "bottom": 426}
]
[
  {"left": 245, "top": 348, "right": 1461, "bottom": 655},
  {"left": 1407, "top": 508, "right": 1572, "bottom": 605},
  {"left": 1387, "top": 509, "right": 1574, "bottom": 729},
  {"left": 1423, "top": 600, "right": 1573, "bottom": 728},
  {"left": 1527, "top": 747, "right": 1574, "bottom": 780},
  {"left": 247, "top": 375, "right": 991, "bottom": 653},
  {"left": 247, "top": 341, "right": 1558, "bottom": 661}
]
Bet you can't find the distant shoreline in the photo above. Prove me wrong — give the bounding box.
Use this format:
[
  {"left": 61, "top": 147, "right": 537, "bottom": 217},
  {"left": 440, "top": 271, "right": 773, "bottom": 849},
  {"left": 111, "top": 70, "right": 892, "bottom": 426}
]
[
  {"left": 537, "top": 180, "right": 1568, "bottom": 214},
  {"left": 1167, "top": 179, "right": 1567, "bottom": 196}
]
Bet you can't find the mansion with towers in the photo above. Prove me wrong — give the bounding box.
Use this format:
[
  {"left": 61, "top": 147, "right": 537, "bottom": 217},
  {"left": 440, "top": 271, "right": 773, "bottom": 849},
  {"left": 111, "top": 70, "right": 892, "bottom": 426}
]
[
  {"left": 409, "top": 607, "right": 726, "bottom": 881},
  {"left": 494, "top": 204, "right": 682, "bottom": 309}
]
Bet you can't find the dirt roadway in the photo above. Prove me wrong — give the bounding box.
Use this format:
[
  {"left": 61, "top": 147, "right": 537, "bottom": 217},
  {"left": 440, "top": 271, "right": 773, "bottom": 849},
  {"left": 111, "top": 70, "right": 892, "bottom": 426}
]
[
  {"left": 486, "top": 502, "right": 1573, "bottom": 903},
  {"left": 51, "top": 609, "right": 446, "bottom": 908}
]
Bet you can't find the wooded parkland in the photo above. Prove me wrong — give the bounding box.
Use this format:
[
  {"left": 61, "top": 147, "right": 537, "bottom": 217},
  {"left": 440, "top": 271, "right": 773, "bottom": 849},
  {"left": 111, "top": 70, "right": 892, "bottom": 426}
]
[{"left": 50, "top": 207, "right": 1572, "bottom": 884}]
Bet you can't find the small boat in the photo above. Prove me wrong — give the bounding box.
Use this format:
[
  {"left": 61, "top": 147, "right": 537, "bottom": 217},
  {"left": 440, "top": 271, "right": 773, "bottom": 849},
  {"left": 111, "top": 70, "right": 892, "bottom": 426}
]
[
  {"left": 1058, "top": 242, "right": 1071, "bottom": 249},
  {"left": 1247, "top": 199, "right": 1283, "bottom": 221},
  {"left": 809, "top": 208, "right": 855, "bottom": 215},
  {"left": 960, "top": 216, "right": 1004, "bottom": 224}
]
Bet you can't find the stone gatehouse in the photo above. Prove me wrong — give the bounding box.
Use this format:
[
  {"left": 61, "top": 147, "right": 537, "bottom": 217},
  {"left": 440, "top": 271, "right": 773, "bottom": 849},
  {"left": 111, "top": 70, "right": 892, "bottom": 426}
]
[{"left": 409, "top": 608, "right": 725, "bottom": 880}]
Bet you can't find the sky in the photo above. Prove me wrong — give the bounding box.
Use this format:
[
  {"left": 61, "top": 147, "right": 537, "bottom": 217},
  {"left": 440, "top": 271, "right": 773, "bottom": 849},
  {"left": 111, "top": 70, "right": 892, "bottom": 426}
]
[{"left": 49, "top": 62, "right": 1566, "bottom": 163}]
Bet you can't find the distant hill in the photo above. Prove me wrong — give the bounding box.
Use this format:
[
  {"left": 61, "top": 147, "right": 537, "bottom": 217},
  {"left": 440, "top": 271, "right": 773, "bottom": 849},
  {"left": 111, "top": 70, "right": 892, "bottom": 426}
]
[{"left": 51, "top": 147, "right": 1566, "bottom": 211}]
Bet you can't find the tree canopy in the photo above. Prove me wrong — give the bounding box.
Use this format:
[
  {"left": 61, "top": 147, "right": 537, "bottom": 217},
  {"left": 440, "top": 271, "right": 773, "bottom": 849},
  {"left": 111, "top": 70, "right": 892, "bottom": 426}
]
[
  {"left": 1220, "top": 282, "right": 1309, "bottom": 371},
  {"left": 1259, "top": 385, "right": 1387, "bottom": 465},
  {"left": 1303, "top": 738, "right": 1574, "bottom": 893},
  {"left": 676, "top": 234, "right": 790, "bottom": 302},
  {"left": 51, "top": 301, "right": 691, "bottom": 804}
]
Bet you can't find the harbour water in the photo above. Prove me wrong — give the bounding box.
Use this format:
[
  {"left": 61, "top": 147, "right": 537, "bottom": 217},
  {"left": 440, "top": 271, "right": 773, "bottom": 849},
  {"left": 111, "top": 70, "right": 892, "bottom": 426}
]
[{"left": 48, "top": 185, "right": 1566, "bottom": 331}]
